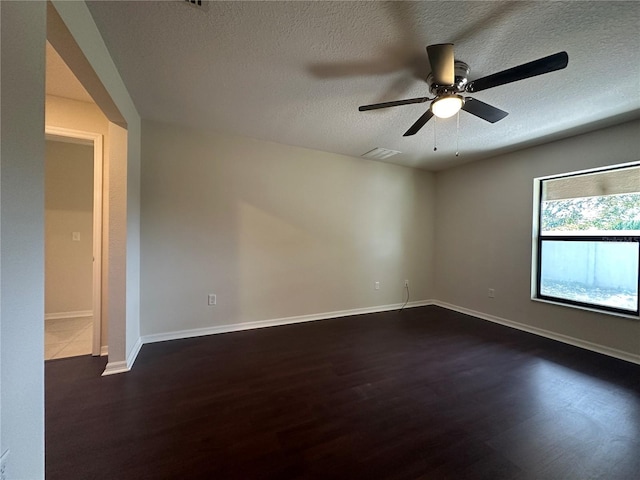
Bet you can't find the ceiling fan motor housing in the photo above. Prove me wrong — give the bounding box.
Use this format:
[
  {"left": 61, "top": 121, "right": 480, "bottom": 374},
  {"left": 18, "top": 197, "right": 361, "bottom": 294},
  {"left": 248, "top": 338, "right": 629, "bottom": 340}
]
[{"left": 427, "top": 60, "right": 470, "bottom": 96}]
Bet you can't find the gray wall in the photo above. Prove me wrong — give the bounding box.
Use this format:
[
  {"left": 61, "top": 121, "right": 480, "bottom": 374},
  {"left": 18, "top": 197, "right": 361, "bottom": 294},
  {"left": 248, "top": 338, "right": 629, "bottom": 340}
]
[
  {"left": 45, "top": 140, "right": 94, "bottom": 315},
  {"left": 0, "top": 1, "right": 46, "bottom": 477},
  {"left": 141, "top": 119, "right": 640, "bottom": 360},
  {"left": 141, "top": 120, "right": 435, "bottom": 336},
  {"left": 435, "top": 119, "right": 640, "bottom": 358}
]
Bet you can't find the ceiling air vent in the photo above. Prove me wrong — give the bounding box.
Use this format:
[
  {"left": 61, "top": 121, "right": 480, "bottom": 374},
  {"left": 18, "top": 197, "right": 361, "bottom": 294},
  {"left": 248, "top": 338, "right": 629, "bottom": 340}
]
[
  {"left": 182, "top": 0, "right": 208, "bottom": 12},
  {"left": 361, "top": 147, "right": 401, "bottom": 160}
]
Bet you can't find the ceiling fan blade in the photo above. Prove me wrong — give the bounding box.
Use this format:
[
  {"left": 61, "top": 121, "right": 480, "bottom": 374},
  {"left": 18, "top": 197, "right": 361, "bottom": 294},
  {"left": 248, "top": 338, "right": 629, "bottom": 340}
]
[
  {"left": 358, "top": 97, "right": 431, "bottom": 111},
  {"left": 427, "top": 43, "right": 455, "bottom": 85},
  {"left": 461, "top": 98, "right": 508, "bottom": 123},
  {"left": 466, "top": 51, "right": 568, "bottom": 93},
  {"left": 403, "top": 109, "right": 434, "bottom": 136}
]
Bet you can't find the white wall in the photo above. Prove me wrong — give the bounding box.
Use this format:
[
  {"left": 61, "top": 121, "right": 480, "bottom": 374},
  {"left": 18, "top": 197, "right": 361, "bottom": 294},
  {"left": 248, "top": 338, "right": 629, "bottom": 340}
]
[
  {"left": 45, "top": 140, "right": 94, "bottom": 315},
  {"left": 434, "top": 119, "right": 640, "bottom": 360},
  {"left": 0, "top": 1, "right": 46, "bottom": 478},
  {"left": 141, "top": 120, "right": 435, "bottom": 336}
]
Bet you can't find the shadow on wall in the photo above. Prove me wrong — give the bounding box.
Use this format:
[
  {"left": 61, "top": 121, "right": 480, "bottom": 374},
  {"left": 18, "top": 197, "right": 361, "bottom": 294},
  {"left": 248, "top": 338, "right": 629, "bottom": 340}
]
[
  {"left": 231, "top": 145, "right": 425, "bottom": 320},
  {"left": 141, "top": 122, "right": 434, "bottom": 334}
]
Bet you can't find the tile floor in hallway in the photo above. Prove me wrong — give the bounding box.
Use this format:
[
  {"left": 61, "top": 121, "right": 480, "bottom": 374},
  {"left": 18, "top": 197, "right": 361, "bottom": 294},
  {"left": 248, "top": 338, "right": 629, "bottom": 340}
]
[{"left": 45, "top": 316, "right": 93, "bottom": 360}]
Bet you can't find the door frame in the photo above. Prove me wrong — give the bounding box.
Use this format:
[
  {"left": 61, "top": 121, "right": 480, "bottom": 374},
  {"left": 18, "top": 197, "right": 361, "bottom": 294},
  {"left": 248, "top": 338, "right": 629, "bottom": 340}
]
[{"left": 45, "top": 126, "right": 104, "bottom": 356}]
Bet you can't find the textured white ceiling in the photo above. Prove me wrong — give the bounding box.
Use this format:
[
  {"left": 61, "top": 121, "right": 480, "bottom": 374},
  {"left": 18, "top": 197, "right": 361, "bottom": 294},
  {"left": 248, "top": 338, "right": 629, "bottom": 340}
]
[
  {"left": 46, "top": 42, "right": 94, "bottom": 104},
  {"left": 86, "top": 1, "right": 640, "bottom": 170}
]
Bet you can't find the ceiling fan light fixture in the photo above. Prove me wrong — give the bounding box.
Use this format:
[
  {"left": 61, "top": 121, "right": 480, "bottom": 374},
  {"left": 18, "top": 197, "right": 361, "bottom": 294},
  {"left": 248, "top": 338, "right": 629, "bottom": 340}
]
[
  {"left": 358, "top": 46, "right": 568, "bottom": 136},
  {"left": 431, "top": 95, "right": 464, "bottom": 118}
]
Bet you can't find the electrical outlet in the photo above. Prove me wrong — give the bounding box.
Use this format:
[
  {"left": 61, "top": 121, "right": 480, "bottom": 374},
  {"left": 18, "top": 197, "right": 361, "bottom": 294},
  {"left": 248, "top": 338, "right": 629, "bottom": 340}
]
[
  {"left": 404, "top": 279, "right": 409, "bottom": 287},
  {"left": 374, "top": 281, "right": 380, "bottom": 290},
  {"left": 488, "top": 288, "right": 495, "bottom": 298},
  {"left": 207, "top": 294, "right": 216, "bottom": 306},
  {"left": 1, "top": 449, "right": 9, "bottom": 480},
  {"left": 72, "top": 231, "right": 81, "bottom": 241}
]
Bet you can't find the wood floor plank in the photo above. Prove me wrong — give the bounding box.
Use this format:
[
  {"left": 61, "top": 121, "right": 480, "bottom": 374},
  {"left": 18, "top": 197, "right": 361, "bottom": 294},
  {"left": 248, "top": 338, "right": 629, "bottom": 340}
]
[{"left": 46, "top": 306, "right": 640, "bottom": 479}]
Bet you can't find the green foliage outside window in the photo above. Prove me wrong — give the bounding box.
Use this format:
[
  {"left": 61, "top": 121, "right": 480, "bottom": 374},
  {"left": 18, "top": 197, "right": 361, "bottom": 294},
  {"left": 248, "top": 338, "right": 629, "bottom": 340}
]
[{"left": 541, "top": 194, "right": 640, "bottom": 232}]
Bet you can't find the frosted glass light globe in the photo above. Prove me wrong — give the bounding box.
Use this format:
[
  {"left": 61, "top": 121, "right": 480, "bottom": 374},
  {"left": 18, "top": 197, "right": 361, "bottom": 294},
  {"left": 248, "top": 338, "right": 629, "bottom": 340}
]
[{"left": 431, "top": 95, "right": 463, "bottom": 118}]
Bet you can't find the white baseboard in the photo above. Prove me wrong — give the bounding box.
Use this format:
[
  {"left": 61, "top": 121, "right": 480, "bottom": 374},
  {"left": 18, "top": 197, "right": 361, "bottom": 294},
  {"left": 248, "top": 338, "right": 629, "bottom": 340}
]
[
  {"left": 108, "top": 300, "right": 431, "bottom": 375},
  {"left": 45, "top": 310, "right": 92, "bottom": 321},
  {"left": 431, "top": 300, "right": 640, "bottom": 365},
  {"left": 101, "top": 337, "right": 143, "bottom": 376},
  {"left": 101, "top": 361, "right": 129, "bottom": 376},
  {"left": 100, "top": 345, "right": 108, "bottom": 356},
  {"left": 114, "top": 298, "right": 638, "bottom": 376},
  {"left": 140, "top": 300, "right": 433, "bottom": 345},
  {"left": 127, "top": 337, "right": 143, "bottom": 368}
]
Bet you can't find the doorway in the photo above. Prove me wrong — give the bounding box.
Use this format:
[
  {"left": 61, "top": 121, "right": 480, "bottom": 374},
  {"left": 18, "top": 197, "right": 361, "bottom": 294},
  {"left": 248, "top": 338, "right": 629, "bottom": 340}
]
[{"left": 44, "top": 127, "right": 103, "bottom": 359}]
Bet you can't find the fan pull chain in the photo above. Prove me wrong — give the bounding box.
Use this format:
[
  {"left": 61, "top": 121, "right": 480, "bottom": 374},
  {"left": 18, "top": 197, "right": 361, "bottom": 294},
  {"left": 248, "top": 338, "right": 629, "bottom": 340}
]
[
  {"left": 433, "top": 116, "right": 437, "bottom": 152},
  {"left": 455, "top": 112, "right": 460, "bottom": 157}
]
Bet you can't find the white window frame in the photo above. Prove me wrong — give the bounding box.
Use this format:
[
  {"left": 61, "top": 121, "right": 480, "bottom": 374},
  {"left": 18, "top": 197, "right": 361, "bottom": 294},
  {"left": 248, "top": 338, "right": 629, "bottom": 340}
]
[{"left": 531, "top": 162, "right": 640, "bottom": 319}]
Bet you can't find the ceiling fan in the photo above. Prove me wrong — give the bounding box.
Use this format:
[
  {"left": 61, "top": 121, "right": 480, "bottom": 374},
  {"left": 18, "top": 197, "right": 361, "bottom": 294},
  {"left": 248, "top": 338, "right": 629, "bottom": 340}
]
[{"left": 359, "top": 44, "right": 568, "bottom": 137}]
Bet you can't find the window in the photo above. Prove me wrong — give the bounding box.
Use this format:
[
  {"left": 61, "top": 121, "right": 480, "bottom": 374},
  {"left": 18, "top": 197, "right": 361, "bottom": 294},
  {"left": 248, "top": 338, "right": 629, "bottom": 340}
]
[{"left": 534, "top": 164, "right": 640, "bottom": 316}]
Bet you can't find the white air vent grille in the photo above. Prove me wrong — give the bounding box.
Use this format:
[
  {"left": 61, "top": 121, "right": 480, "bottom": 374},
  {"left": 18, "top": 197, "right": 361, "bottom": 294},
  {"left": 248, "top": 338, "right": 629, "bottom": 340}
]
[{"left": 361, "top": 147, "right": 401, "bottom": 160}]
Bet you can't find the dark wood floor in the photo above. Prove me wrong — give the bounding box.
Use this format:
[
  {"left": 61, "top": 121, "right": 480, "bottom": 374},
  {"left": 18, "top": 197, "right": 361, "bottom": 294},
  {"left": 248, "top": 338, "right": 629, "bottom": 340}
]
[{"left": 46, "top": 306, "right": 640, "bottom": 479}]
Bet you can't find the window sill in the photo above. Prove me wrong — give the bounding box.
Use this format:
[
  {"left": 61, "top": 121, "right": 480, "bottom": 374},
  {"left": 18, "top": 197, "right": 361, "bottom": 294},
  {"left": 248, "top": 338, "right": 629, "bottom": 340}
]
[{"left": 531, "top": 297, "right": 640, "bottom": 320}]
